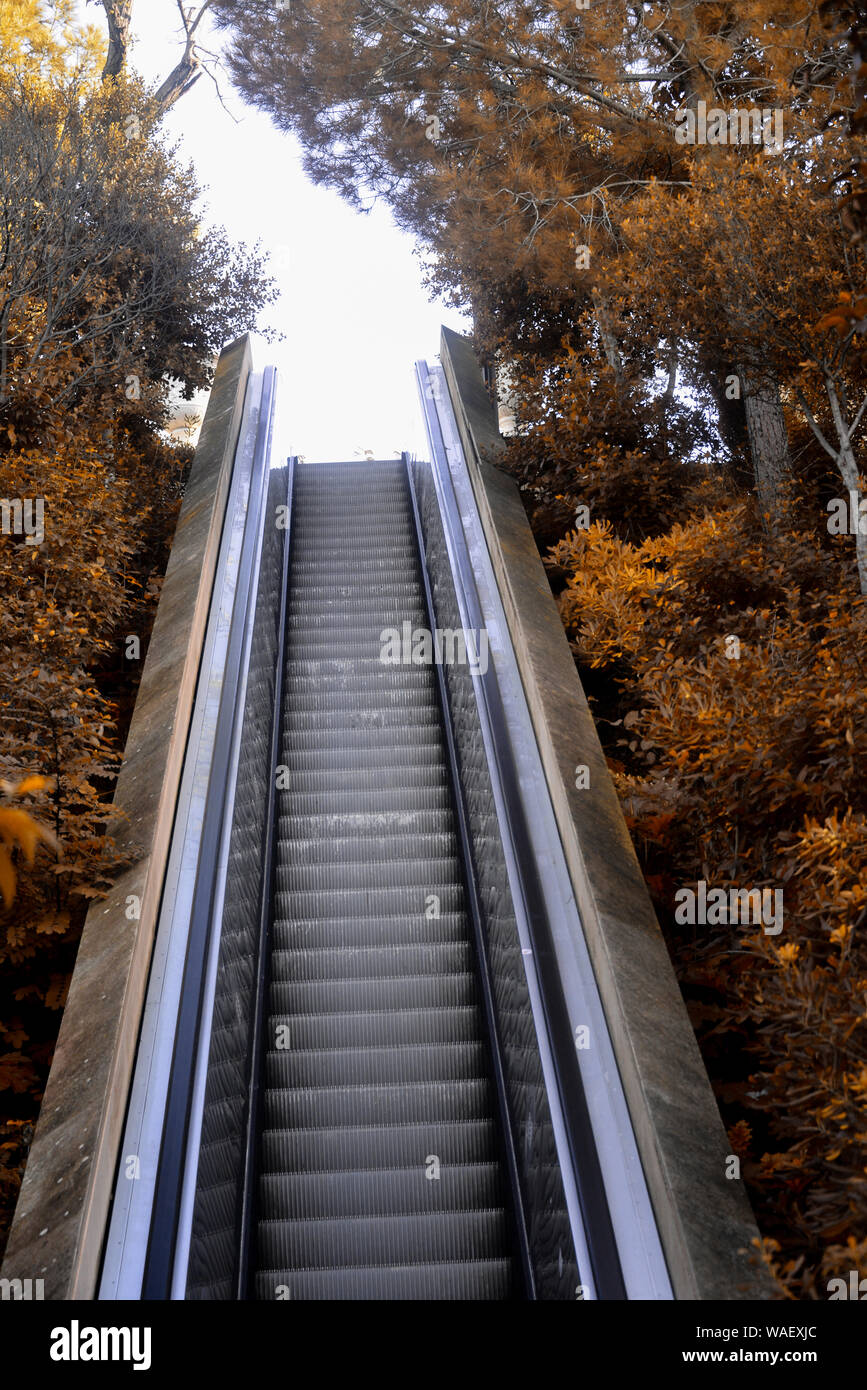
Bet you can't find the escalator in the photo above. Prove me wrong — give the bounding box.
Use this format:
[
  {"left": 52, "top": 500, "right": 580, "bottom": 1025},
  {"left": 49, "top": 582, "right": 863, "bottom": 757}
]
[{"left": 97, "top": 360, "right": 672, "bottom": 1303}]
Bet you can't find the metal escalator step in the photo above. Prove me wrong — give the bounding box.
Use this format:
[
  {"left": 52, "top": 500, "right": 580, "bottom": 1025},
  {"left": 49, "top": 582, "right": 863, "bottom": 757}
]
[
  {"left": 268, "top": 972, "right": 477, "bottom": 1015},
  {"left": 287, "top": 611, "right": 423, "bottom": 628},
  {"left": 265, "top": 1040, "right": 488, "bottom": 1088},
  {"left": 289, "top": 585, "right": 426, "bottom": 602},
  {"left": 278, "top": 832, "right": 459, "bottom": 865},
  {"left": 266, "top": 1006, "right": 482, "bottom": 1053},
  {"left": 269, "top": 941, "right": 472, "bottom": 980},
  {"left": 282, "top": 787, "right": 453, "bottom": 816},
  {"left": 258, "top": 1210, "right": 510, "bottom": 1270},
  {"left": 290, "top": 540, "right": 418, "bottom": 556},
  {"left": 259, "top": 1164, "right": 505, "bottom": 1220},
  {"left": 260, "top": 1119, "right": 500, "bottom": 1173},
  {"left": 253, "top": 1260, "right": 514, "bottom": 1301},
  {"left": 277, "top": 810, "right": 455, "bottom": 839},
  {"left": 289, "top": 554, "right": 420, "bottom": 571},
  {"left": 288, "top": 594, "right": 423, "bottom": 615},
  {"left": 264, "top": 1079, "right": 495, "bottom": 1132},
  {"left": 283, "top": 714, "right": 442, "bottom": 740},
  {"left": 281, "top": 741, "right": 445, "bottom": 767},
  {"left": 283, "top": 680, "right": 440, "bottom": 704},
  {"left": 285, "top": 640, "right": 414, "bottom": 661},
  {"left": 274, "top": 883, "right": 465, "bottom": 921},
  {"left": 286, "top": 603, "right": 424, "bottom": 621},
  {"left": 274, "top": 858, "right": 463, "bottom": 894},
  {"left": 276, "top": 766, "right": 449, "bottom": 796},
  {"left": 284, "top": 657, "right": 437, "bottom": 679},
  {"left": 270, "top": 911, "right": 471, "bottom": 951}
]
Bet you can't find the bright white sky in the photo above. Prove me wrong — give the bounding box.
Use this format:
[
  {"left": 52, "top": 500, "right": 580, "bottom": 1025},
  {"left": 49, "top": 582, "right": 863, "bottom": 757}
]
[{"left": 122, "top": 1, "right": 470, "bottom": 460}]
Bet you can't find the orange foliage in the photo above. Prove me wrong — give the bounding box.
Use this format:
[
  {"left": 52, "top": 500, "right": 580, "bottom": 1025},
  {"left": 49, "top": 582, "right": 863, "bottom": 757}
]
[
  {"left": 547, "top": 503, "right": 867, "bottom": 1295},
  {"left": 0, "top": 414, "right": 188, "bottom": 1255},
  {"left": 0, "top": 776, "right": 56, "bottom": 908}
]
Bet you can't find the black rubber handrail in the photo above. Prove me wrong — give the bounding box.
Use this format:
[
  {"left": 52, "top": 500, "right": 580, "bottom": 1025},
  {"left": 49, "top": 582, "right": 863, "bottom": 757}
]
[
  {"left": 142, "top": 367, "right": 278, "bottom": 1299},
  {"left": 415, "top": 374, "right": 627, "bottom": 1300},
  {"left": 403, "top": 452, "right": 536, "bottom": 1300},
  {"left": 235, "top": 457, "right": 296, "bottom": 1300}
]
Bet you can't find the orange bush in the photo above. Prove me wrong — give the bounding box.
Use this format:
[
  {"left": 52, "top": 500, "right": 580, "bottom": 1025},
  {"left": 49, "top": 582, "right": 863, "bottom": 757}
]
[{"left": 546, "top": 500, "right": 867, "bottom": 1296}]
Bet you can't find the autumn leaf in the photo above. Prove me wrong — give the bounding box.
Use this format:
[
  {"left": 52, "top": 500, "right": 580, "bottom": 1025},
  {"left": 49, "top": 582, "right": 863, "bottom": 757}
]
[
  {"left": 44, "top": 974, "right": 69, "bottom": 1011},
  {"left": 0, "top": 786, "right": 59, "bottom": 907},
  {"left": 0, "top": 1053, "right": 39, "bottom": 1095},
  {"left": 0, "top": 774, "right": 51, "bottom": 797}
]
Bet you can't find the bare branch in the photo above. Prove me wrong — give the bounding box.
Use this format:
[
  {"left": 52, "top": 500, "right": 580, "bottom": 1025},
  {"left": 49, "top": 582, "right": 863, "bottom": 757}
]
[{"left": 98, "top": 0, "right": 214, "bottom": 113}]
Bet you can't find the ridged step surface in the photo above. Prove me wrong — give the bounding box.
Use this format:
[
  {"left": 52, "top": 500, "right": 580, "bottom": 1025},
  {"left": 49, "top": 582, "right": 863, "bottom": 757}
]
[{"left": 254, "top": 459, "right": 515, "bottom": 1300}]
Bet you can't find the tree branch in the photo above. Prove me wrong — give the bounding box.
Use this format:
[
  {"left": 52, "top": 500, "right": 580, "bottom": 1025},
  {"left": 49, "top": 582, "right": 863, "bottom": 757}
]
[{"left": 98, "top": 1, "right": 214, "bottom": 112}]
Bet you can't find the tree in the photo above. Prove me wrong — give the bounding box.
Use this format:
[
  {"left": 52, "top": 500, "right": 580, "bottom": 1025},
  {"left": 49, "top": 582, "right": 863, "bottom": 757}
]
[
  {"left": 0, "top": 0, "right": 104, "bottom": 79},
  {"left": 0, "top": 62, "right": 276, "bottom": 428},
  {"left": 208, "top": 0, "right": 856, "bottom": 510},
  {"left": 0, "top": 0, "right": 278, "bottom": 1257},
  {"left": 617, "top": 151, "right": 867, "bottom": 589}
]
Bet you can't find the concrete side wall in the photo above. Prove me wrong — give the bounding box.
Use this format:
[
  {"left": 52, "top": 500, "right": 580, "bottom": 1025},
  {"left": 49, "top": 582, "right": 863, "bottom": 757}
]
[
  {"left": 1, "top": 336, "right": 254, "bottom": 1299},
  {"left": 439, "top": 327, "right": 775, "bottom": 1301}
]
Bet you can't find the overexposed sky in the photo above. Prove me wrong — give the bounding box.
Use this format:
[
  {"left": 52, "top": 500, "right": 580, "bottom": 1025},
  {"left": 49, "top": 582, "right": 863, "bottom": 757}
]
[{"left": 124, "top": 2, "right": 470, "bottom": 460}]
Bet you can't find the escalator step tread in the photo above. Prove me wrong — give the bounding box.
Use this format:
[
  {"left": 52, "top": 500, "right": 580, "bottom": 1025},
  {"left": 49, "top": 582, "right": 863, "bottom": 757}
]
[
  {"left": 268, "top": 972, "right": 477, "bottom": 1014},
  {"left": 268, "top": 941, "right": 472, "bottom": 979},
  {"left": 253, "top": 1260, "right": 514, "bottom": 1300},
  {"left": 258, "top": 1209, "right": 510, "bottom": 1268},
  {"left": 264, "top": 1040, "right": 488, "bottom": 1087},
  {"left": 260, "top": 1119, "right": 500, "bottom": 1172},
  {"left": 264, "top": 1006, "right": 483, "bottom": 1052},
  {"left": 259, "top": 1164, "right": 505, "bottom": 1219}
]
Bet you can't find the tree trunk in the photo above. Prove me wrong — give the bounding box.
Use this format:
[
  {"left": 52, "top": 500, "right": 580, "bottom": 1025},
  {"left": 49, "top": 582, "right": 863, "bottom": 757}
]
[
  {"left": 737, "top": 363, "right": 791, "bottom": 517},
  {"left": 100, "top": 2, "right": 133, "bottom": 80},
  {"left": 825, "top": 377, "right": 867, "bottom": 596},
  {"left": 592, "top": 289, "right": 622, "bottom": 380}
]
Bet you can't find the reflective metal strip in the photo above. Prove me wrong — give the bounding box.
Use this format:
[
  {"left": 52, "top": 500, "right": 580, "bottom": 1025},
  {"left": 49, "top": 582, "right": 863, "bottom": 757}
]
[
  {"left": 170, "top": 369, "right": 279, "bottom": 1298},
  {"left": 98, "top": 371, "right": 268, "bottom": 1299}
]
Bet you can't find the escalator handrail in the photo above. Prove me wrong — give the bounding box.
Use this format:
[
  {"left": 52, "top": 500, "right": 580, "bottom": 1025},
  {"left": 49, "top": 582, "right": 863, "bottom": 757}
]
[
  {"left": 141, "top": 366, "right": 279, "bottom": 1299},
  {"left": 403, "top": 452, "right": 537, "bottom": 1299},
  {"left": 235, "top": 457, "right": 297, "bottom": 1299}
]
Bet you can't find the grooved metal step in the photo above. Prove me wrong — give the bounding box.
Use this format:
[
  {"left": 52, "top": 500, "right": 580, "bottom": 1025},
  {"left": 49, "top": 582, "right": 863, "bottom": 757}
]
[
  {"left": 259, "top": 1164, "right": 505, "bottom": 1219},
  {"left": 269, "top": 971, "right": 478, "bottom": 1015},
  {"left": 270, "top": 911, "right": 472, "bottom": 950},
  {"left": 258, "top": 1209, "right": 510, "bottom": 1269},
  {"left": 260, "top": 1118, "right": 501, "bottom": 1172},
  {"left": 265, "top": 1040, "right": 489, "bottom": 1087},
  {"left": 253, "top": 1260, "right": 513, "bottom": 1301},
  {"left": 264, "top": 1006, "right": 483, "bottom": 1053}
]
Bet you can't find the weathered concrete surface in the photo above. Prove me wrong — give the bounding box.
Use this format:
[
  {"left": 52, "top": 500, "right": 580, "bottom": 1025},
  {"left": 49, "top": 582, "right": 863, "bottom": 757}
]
[
  {"left": 0, "top": 336, "right": 254, "bottom": 1299},
  {"left": 439, "top": 326, "right": 776, "bottom": 1300}
]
